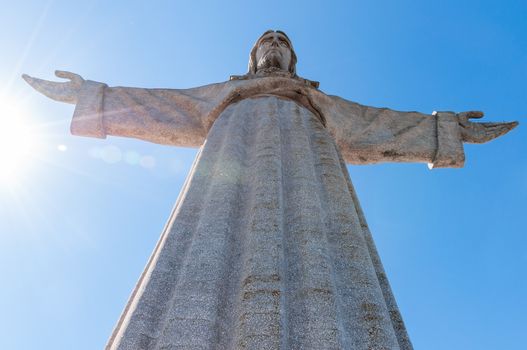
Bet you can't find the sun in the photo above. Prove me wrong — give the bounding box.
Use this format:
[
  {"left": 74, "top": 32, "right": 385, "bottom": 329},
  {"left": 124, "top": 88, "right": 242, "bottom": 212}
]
[{"left": 0, "top": 95, "right": 36, "bottom": 184}]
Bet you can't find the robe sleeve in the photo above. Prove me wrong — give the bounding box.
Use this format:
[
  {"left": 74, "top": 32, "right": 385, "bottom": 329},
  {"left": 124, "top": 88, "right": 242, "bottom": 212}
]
[
  {"left": 323, "top": 95, "right": 465, "bottom": 168},
  {"left": 70, "top": 80, "right": 232, "bottom": 148}
]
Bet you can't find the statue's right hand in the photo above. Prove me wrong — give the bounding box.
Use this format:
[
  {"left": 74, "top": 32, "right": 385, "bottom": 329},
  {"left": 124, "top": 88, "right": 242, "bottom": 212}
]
[{"left": 22, "top": 70, "right": 84, "bottom": 104}]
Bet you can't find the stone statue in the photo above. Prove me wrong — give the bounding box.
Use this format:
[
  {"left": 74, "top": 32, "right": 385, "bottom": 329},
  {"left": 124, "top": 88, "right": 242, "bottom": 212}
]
[{"left": 23, "top": 30, "right": 517, "bottom": 350}]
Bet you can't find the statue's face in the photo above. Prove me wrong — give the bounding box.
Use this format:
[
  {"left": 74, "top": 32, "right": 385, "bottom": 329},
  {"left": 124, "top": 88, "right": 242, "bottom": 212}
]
[{"left": 255, "top": 32, "right": 292, "bottom": 72}]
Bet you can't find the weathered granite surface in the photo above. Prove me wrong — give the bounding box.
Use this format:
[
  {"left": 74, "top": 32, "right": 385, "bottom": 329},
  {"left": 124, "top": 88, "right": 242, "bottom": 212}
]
[{"left": 22, "top": 30, "right": 517, "bottom": 350}]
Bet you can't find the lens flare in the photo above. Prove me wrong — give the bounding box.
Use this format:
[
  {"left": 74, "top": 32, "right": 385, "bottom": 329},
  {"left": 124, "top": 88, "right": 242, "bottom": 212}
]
[{"left": 0, "top": 96, "right": 36, "bottom": 184}]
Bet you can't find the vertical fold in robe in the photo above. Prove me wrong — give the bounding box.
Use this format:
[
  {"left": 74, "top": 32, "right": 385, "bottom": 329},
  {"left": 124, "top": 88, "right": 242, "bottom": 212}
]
[
  {"left": 278, "top": 100, "right": 343, "bottom": 348},
  {"left": 337, "top": 156, "right": 413, "bottom": 350},
  {"left": 230, "top": 98, "right": 285, "bottom": 349}
]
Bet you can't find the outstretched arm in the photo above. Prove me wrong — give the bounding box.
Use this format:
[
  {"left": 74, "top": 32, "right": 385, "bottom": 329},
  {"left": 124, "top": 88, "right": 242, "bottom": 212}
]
[
  {"left": 23, "top": 71, "right": 231, "bottom": 147},
  {"left": 322, "top": 96, "right": 517, "bottom": 168}
]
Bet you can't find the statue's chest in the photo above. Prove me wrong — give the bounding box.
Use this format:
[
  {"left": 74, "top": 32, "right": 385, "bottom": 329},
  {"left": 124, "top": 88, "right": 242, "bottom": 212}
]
[{"left": 218, "top": 95, "right": 325, "bottom": 130}]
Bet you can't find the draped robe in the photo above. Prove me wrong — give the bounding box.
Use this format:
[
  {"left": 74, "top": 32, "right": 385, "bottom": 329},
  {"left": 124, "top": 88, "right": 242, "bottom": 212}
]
[{"left": 71, "top": 75, "right": 465, "bottom": 350}]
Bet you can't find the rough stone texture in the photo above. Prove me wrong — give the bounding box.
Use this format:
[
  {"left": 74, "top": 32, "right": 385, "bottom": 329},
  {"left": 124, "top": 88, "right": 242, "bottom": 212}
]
[{"left": 22, "top": 32, "right": 517, "bottom": 350}]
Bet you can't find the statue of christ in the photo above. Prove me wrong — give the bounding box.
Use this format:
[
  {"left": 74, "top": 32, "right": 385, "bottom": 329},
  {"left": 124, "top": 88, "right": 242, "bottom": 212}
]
[{"left": 23, "top": 30, "right": 517, "bottom": 350}]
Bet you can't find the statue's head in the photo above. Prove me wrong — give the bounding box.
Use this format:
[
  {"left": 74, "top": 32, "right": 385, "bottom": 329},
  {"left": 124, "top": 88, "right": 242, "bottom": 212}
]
[{"left": 248, "top": 30, "right": 297, "bottom": 75}]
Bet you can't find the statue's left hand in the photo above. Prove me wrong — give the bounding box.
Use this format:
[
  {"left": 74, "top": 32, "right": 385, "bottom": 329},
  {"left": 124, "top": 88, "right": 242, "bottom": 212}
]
[
  {"left": 458, "top": 111, "right": 518, "bottom": 143},
  {"left": 22, "top": 70, "right": 84, "bottom": 104}
]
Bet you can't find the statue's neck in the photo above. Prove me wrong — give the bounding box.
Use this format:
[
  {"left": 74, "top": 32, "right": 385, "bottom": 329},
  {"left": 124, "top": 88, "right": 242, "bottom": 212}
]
[
  {"left": 230, "top": 68, "right": 320, "bottom": 89},
  {"left": 255, "top": 67, "right": 294, "bottom": 77}
]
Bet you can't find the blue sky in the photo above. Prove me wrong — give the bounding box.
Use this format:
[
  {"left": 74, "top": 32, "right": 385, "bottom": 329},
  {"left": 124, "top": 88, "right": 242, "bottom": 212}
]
[{"left": 0, "top": 1, "right": 525, "bottom": 349}]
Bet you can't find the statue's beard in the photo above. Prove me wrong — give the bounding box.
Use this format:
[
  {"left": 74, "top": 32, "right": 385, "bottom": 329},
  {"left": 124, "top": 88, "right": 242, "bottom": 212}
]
[{"left": 257, "top": 52, "right": 286, "bottom": 71}]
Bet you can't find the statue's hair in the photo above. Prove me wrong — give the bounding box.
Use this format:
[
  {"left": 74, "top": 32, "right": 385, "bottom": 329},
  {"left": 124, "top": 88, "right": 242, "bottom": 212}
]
[{"left": 248, "top": 30, "right": 297, "bottom": 75}]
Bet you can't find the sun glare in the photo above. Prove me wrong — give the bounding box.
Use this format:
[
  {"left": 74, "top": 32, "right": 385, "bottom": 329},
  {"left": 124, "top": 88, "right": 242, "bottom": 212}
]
[{"left": 0, "top": 96, "right": 36, "bottom": 184}]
